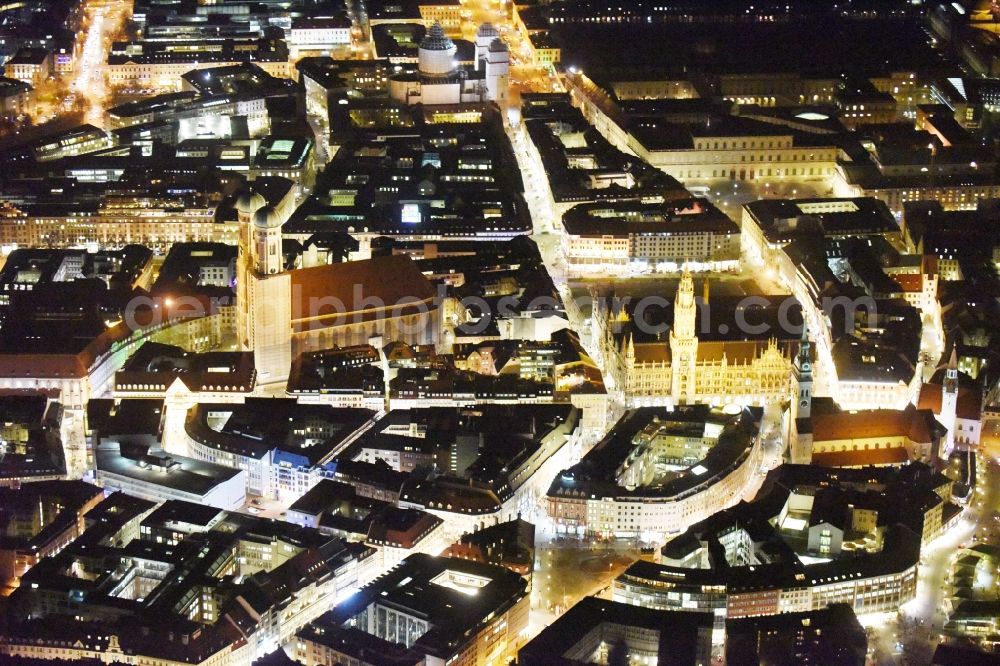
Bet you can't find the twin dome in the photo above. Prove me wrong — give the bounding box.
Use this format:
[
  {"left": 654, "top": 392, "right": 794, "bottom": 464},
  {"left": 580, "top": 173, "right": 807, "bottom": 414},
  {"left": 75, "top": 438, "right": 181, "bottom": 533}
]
[
  {"left": 236, "top": 190, "right": 282, "bottom": 229},
  {"left": 252, "top": 206, "right": 282, "bottom": 229}
]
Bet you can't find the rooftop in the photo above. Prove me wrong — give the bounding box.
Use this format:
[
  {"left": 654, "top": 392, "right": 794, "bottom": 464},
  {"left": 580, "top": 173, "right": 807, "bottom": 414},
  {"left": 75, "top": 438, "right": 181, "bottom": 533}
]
[
  {"left": 562, "top": 197, "right": 738, "bottom": 237},
  {"left": 6, "top": 48, "right": 50, "bottom": 66},
  {"left": 519, "top": 596, "right": 713, "bottom": 666},
  {"left": 725, "top": 604, "right": 867, "bottom": 666},
  {"left": 299, "top": 554, "right": 527, "bottom": 660},
  {"left": 0, "top": 480, "right": 104, "bottom": 555},
  {"left": 622, "top": 462, "right": 947, "bottom": 597},
  {"left": 812, "top": 405, "right": 939, "bottom": 444},
  {"left": 96, "top": 441, "right": 243, "bottom": 499},
  {"left": 420, "top": 23, "right": 454, "bottom": 51},
  {"left": 549, "top": 405, "right": 759, "bottom": 501},
  {"left": 115, "top": 342, "right": 256, "bottom": 394},
  {"left": 185, "top": 399, "right": 375, "bottom": 463},
  {"left": 743, "top": 197, "right": 899, "bottom": 244},
  {"left": 108, "top": 41, "right": 289, "bottom": 66},
  {"left": 289, "top": 255, "right": 437, "bottom": 330},
  {"left": 831, "top": 336, "right": 915, "bottom": 384}
]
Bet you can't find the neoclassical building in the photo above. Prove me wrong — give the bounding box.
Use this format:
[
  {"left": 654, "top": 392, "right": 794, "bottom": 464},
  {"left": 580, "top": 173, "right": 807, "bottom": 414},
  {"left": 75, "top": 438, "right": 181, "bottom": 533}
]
[
  {"left": 594, "top": 270, "right": 799, "bottom": 406},
  {"left": 389, "top": 22, "right": 509, "bottom": 106}
]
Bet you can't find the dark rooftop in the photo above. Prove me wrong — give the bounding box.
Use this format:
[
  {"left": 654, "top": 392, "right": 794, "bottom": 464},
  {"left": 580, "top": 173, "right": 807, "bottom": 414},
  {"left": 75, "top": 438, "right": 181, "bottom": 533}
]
[{"left": 519, "top": 596, "right": 713, "bottom": 666}]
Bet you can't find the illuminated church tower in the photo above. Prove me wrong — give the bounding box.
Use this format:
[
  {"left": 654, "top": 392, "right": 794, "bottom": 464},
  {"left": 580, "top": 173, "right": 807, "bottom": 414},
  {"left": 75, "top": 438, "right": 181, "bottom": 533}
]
[
  {"left": 942, "top": 347, "right": 959, "bottom": 453},
  {"left": 475, "top": 23, "right": 509, "bottom": 104},
  {"left": 236, "top": 189, "right": 292, "bottom": 384},
  {"left": 789, "top": 324, "right": 814, "bottom": 464},
  {"left": 669, "top": 269, "right": 698, "bottom": 403}
]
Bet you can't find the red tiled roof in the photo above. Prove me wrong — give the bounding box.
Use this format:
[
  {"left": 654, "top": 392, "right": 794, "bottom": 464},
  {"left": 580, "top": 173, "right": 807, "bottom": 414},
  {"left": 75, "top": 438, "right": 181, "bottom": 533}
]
[
  {"left": 812, "top": 447, "right": 910, "bottom": 467},
  {"left": 0, "top": 353, "right": 88, "bottom": 378},
  {"left": 0, "top": 296, "right": 227, "bottom": 381},
  {"left": 893, "top": 274, "right": 923, "bottom": 293},
  {"left": 696, "top": 340, "right": 795, "bottom": 364},
  {"left": 633, "top": 343, "right": 670, "bottom": 363},
  {"left": 290, "top": 255, "right": 438, "bottom": 330},
  {"left": 812, "top": 406, "right": 937, "bottom": 443},
  {"left": 917, "top": 382, "right": 982, "bottom": 421}
]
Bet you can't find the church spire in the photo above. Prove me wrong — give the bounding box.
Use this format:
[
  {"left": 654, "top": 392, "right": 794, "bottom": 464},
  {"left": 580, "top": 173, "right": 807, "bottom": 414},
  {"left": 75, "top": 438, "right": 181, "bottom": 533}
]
[
  {"left": 792, "top": 324, "right": 812, "bottom": 404},
  {"left": 796, "top": 322, "right": 811, "bottom": 367},
  {"left": 942, "top": 345, "right": 959, "bottom": 452},
  {"left": 674, "top": 268, "right": 696, "bottom": 340},
  {"left": 669, "top": 268, "right": 699, "bottom": 404},
  {"left": 944, "top": 345, "right": 959, "bottom": 394},
  {"left": 789, "top": 321, "right": 814, "bottom": 463}
]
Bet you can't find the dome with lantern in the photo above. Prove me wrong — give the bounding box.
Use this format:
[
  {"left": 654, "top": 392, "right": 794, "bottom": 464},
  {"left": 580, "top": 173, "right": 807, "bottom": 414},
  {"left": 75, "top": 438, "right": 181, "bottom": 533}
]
[
  {"left": 418, "top": 22, "right": 457, "bottom": 75},
  {"left": 476, "top": 22, "right": 499, "bottom": 39}
]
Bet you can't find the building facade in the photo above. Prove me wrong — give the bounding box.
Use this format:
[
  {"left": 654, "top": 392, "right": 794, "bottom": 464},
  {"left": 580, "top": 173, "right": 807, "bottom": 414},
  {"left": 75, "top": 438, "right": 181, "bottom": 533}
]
[{"left": 595, "top": 270, "right": 796, "bottom": 406}]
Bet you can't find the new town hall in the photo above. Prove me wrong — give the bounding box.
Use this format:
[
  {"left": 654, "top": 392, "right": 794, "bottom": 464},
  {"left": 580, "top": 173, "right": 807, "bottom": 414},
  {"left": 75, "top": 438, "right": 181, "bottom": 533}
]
[{"left": 594, "top": 271, "right": 801, "bottom": 405}]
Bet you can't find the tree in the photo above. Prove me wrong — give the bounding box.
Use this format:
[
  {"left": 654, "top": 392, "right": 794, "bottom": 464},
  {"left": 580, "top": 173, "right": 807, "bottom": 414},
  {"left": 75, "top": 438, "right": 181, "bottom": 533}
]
[{"left": 607, "top": 638, "right": 630, "bottom": 666}]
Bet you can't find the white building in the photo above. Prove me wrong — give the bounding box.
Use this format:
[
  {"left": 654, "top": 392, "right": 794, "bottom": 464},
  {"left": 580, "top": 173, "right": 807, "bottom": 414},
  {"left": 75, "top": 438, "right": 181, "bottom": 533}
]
[
  {"left": 95, "top": 443, "right": 246, "bottom": 510},
  {"left": 547, "top": 406, "right": 764, "bottom": 541},
  {"left": 0, "top": 303, "right": 235, "bottom": 410},
  {"left": 180, "top": 400, "right": 376, "bottom": 501},
  {"left": 3, "top": 48, "right": 51, "bottom": 87},
  {"left": 288, "top": 16, "right": 352, "bottom": 53},
  {"left": 560, "top": 199, "right": 740, "bottom": 276},
  {"left": 917, "top": 351, "right": 983, "bottom": 453},
  {"left": 389, "top": 22, "right": 508, "bottom": 106}
]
